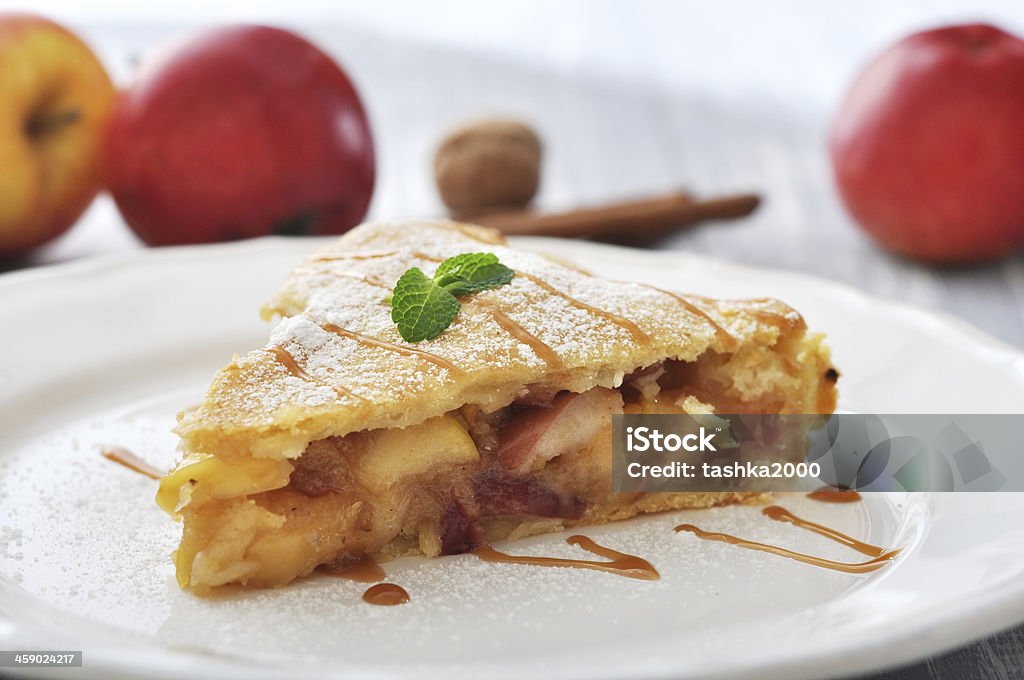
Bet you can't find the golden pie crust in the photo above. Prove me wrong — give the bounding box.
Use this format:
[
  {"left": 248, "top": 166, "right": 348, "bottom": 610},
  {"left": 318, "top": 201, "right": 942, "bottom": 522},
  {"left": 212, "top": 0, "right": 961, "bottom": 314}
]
[{"left": 158, "top": 220, "right": 837, "bottom": 592}]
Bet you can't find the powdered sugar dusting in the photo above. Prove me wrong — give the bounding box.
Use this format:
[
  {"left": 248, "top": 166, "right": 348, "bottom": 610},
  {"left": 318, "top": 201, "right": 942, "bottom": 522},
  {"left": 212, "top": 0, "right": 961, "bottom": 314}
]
[
  {"left": 0, "top": 396, "right": 904, "bottom": 672},
  {"left": 179, "top": 221, "right": 802, "bottom": 457}
]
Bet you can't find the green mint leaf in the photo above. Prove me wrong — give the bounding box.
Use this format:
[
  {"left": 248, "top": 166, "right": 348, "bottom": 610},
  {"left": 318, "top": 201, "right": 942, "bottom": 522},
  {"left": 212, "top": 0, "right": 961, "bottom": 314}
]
[
  {"left": 434, "top": 252, "right": 515, "bottom": 297},
  {"left": 390, "top": 267, "right": 461, "bottom": 342},
  {"left": 389, "top": 252, "right": 515, "bottom": 342}
]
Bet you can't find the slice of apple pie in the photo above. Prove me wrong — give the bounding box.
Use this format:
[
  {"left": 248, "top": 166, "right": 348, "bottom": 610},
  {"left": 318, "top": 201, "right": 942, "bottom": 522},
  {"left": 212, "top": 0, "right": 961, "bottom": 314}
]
[{"left": 158, "top": 220, "right": 837, "bottom": 592}]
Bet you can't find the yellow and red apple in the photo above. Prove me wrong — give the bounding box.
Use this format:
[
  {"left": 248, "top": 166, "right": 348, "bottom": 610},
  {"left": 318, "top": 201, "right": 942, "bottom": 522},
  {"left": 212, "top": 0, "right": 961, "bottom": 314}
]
[
  {"left": 0, "top": 13, "right": 115, "bottom": 255},
  {"left": 105, "top": 25, "right": 376, "bottom": 246}
]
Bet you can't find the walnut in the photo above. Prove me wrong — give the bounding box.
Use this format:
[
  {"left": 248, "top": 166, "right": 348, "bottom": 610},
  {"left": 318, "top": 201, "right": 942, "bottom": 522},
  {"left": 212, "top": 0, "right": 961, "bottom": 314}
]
[{"left": 434, "top": 119, "right": 541, "bottom": 216}]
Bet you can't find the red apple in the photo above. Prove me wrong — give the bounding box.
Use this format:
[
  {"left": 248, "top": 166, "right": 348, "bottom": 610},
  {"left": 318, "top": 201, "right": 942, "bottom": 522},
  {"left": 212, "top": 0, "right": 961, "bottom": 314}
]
[
  {"left": 0, "top": 13, "right": 116, "bottom": 255},
  {"left": 106, "top": 25, "right": 375, "bottom": 246},
  {"left": 829, "top": 23, "right": 1024, "bottom": 263}
]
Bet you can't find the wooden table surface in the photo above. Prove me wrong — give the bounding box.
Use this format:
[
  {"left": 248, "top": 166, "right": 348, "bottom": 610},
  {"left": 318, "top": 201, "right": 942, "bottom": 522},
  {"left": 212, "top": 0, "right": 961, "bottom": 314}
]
[{"left": 7, "top": 3, "right": 1024, "bottom": 677}]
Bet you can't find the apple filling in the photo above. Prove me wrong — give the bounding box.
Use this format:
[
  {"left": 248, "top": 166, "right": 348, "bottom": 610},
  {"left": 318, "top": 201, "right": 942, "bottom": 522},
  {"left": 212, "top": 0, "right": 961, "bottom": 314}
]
[{"left": 160, "top": 337, "right": 833, "bottom": 592}]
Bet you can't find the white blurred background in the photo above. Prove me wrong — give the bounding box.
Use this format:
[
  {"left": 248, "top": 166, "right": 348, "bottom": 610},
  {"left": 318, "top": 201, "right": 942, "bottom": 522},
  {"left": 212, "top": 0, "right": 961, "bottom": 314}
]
[{"left": 16, "top": 0, "right": 1024, "bottom": 346}]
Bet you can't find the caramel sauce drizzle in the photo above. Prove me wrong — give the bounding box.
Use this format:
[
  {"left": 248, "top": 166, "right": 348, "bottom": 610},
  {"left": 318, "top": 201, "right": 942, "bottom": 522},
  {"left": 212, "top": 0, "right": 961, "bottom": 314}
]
[
  {"left": 562, "top": 262, "right": 740, "bottom": 349},
  {"left": 322, "top": 555, "right": 386, "bottom": 583},
  {"left": 408, "top": 250, "right": 650, "bottom": 365},
  {"left": 472, "top": 300, "right": 564, "bottom": 369},
  {"left": 267, "top": 345, "right": 313, "bottom": 380},
  {"left": 310, "top": 250, "right": 398, "bottom": 262},
  {"left": 266, "top": 345, "right": 367, "bottom": 402},
  {"left": 438, "top": 221, "right": 506, "bottom": 244},
  {"left": 409, "top": 252, "right": 566, "bottom": 367},
  {"left": 761, "top": 505, "right": 882, "bottom": 557},
  {"left": 713, "top": 295, "right": 797, "bottom": 329},
  {"left": 675, "top": 292, "right": 796, "bottom": 330},
  {"left": 640, "top": 284, "right": 739, "bottom": 350},
  {"left": 807, "top": 488, "right": 863, "bottom": 504},
  {"left": 362, "top": 583, "right": 409, "bottom": 606},
  {"left": 411, "top": 251, "right": 443, "bottom": 263},
  {"left": 513, "top": 270, "right": 651, "bottom": 345},
  {"left": 321, "top": 558, "right": 409, "bottom": 606},
  {"left": 100, "top": 446, "right": 163, "bottom": 480},
  {"left": 474, "top": 535, "right": 660, "bottom": 581},
  {"left": 295, "top": 267, "right": 390, "bottom": 289},
  {"left": 675, "top": 505, "right": 899, "bottom": 574},
  {"left": 319, "top": 322, "right": 464, "bottom": 375},
  {"left": 303, "top": 257, "right": 464, "bottom": 375}
]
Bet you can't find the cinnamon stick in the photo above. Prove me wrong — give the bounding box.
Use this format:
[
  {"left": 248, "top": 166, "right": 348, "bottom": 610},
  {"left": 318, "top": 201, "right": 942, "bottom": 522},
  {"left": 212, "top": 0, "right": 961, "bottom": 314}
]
[{"left": 469, "top": 191, "right": 760, "bottom": 241}]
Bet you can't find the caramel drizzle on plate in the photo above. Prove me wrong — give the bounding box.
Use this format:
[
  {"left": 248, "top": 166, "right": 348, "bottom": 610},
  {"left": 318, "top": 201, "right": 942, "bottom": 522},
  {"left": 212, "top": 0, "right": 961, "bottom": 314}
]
[
  {"left": 675, "top": 505, "right": 899, "bottom": 574},
  {"left": 321, "top": 555, "right": 386, "bottom": 583},
  {"left": 100, "top": 446, "right": 163, "bottom": 480},
  {"left": 321, "top": 558, "right": 410, "bottom": 606},
  {"left": 474, "top": 535, "right": 660, "bottom": 581},
  {"left": 266, "top": 345, "right": 368, "bottom": 402},
  {"left": 362, "top": 583, "right": 410, "bottom": 606},
  {"left": 762, "top": 505, "right": 882, "bottom": 557},
  {"left": 320, "top": 322, "right": 464, "bottom": 375},
  {"left": 806, "top": 488, "right": 863, "bottom": 504}
]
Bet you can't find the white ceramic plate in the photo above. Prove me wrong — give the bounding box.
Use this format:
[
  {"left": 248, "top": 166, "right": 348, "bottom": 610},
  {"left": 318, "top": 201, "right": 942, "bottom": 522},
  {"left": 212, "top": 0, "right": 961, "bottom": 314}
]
[{"left": 2, "top": 237, "right": 1024, "bottom": 680}]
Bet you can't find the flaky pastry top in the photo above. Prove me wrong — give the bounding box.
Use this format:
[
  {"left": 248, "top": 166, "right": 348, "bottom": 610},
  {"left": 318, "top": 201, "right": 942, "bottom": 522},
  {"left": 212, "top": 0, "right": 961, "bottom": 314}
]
[{"left": 175, "top": 220, "right": 805, "bottom": 460}]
